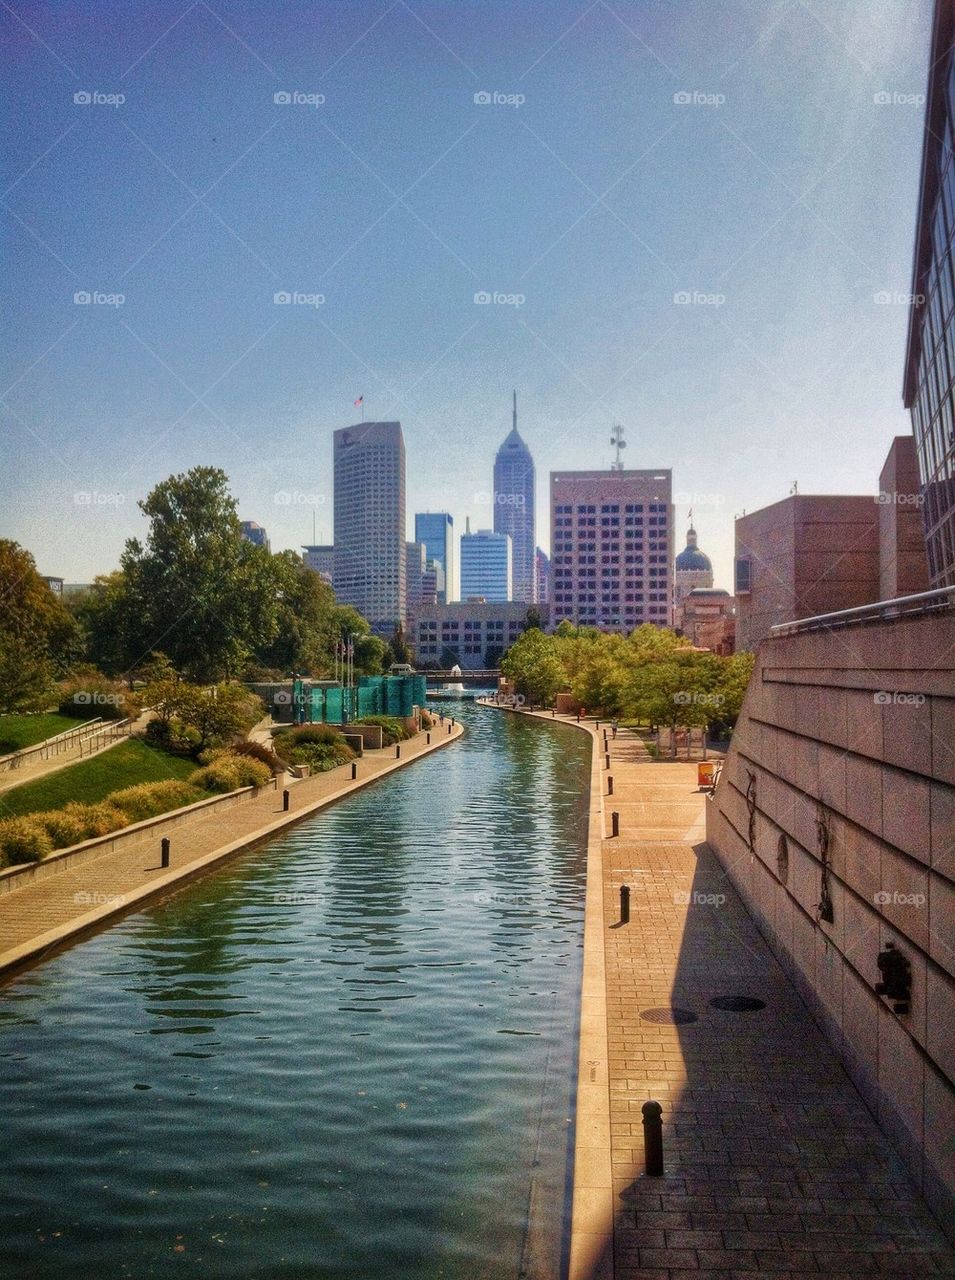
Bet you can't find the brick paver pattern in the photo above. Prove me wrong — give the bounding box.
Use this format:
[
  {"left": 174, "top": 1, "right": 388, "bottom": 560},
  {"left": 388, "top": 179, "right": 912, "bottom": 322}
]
[{"left": 594, "top": 721, "right": 954, "bottom": 1279}]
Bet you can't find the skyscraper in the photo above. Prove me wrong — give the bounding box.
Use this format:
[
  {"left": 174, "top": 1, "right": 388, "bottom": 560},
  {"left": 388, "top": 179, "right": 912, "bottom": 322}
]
[
  {"left": 240, "top": 520, "right": 270, "bottom": 550},
  {"left": 333, "top": 421, "right": 406, "bottom": 631},
  {"left": 550, "top": 469, "right": 673, "bottom": 630},
  {"left": 460, "top": 526, "right": 512, "bottom": 602},
  {"left": 493, "top": 392, "right": 535, "bottom": 602},
  {"left": 414, "top": 512, "right": 455, "bottom": 603},
  {"left": 903, "top": 0, "right": 955, "bottom": 587}
]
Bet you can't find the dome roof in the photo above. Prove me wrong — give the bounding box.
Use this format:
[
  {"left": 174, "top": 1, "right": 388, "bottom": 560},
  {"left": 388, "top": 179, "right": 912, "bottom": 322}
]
[{"left": 675, "top": 527, "right": 712, "bottom": 573}]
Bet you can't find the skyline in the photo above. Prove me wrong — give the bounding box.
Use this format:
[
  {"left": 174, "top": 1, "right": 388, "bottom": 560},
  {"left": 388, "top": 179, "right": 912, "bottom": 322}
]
[{"left": 2, "top": 0, "right": 934, "bottom": 591}]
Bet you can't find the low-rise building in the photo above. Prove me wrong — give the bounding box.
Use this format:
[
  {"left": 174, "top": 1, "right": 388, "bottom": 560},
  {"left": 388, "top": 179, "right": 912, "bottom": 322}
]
[
  {"left": 678, "top": 586, "right": 735, "bottom": 651},
  {"left": 411, "top": 601, "right": 547, "bottom": 670}
]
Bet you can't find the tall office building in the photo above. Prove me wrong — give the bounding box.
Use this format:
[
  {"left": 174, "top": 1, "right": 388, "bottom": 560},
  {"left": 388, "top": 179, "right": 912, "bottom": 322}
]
[
  {"left": 493, "top": 392, "right": 536, "bottom": 602},
  {"left": 460, "top": 526, "right": 512, "bottom": 602},
  {"left": 414, "top": 512, "right": 455, "bottom": 603},
  {"left": 550, "top": 469, "right": 673, "bottom": 630},
  {"left": 534, "top": 547, "right": 550, "bottom": 605},
  {"left": 904, "top": 0, "right": 955, "bottom": 586},
  {"left": 302, "top": 544, "right": 334, "bottom": 583},
  {"left": 240, "top": 520, "right": 270, "bottom": 550},
  {"left": 405, "top": 540, "right": 427, "bottom": 612},
  {"left": 333, "top": 421, "right": 406, "bottom": 631}
]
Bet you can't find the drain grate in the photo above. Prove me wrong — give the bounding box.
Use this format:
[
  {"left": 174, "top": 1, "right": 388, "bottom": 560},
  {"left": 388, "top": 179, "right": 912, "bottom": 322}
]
[
  {"left": 640, "top": 1006, "right": 698, "bottom": 1025},
  {"left": 709, "top": 996, "right": 766, "bottom": 1012}
]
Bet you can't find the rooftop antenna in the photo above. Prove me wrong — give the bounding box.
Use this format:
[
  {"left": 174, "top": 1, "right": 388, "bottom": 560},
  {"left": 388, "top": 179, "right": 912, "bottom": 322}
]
[
  {"left": 610, "top": 423, "right": 626, "bottom": 471},
  {"left": 512, "top": 389, "right": 517, "bottom": 433}
]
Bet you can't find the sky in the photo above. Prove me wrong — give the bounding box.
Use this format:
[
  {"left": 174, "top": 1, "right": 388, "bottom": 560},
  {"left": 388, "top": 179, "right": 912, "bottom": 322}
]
[{"left": 0, "top": 0, "right": 935, "bottom": 591}]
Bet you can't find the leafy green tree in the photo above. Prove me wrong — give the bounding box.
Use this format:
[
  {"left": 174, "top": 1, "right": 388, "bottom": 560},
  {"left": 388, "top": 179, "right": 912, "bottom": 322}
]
[
  {"left": 386, "top": 622, "right": 413, "bottom": 667},
  {"left": 522, "top": 606, "right": 544, "bottom": 632},
  {"left": 0, "top": 540, "right": 78, "bottom": 712},
  {"left": 141, "top": 679, "right": 263, "bottom": 751},
  {"left": 121, "top": 467, "right": 280, "bottom": 681},
  {"left": 70, "top": 571, "right": 146, "bottom": 681},
  {"left": 500, "top": 628, "right": 565, "bottom": 706}
]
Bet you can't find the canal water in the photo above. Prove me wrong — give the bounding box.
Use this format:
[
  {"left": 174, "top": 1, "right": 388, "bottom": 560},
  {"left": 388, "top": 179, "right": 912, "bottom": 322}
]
[{"left": 0, "top": 704, "right": 591, "bottom": 1280}]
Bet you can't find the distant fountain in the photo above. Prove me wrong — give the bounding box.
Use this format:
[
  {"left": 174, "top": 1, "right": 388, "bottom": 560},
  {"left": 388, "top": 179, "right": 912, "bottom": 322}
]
[{"left": 443, "top": 663, "right": 466, "bottom": 694}]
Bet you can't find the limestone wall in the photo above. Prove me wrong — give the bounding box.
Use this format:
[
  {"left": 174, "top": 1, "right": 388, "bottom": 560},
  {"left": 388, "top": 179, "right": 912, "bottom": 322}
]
[{"left": 705, "top": 609, "right": 955, "bottom": 1234}]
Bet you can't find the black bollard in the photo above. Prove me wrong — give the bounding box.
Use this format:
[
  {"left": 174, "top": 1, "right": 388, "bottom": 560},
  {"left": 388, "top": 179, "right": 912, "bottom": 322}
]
[
  {"left": 395, "top": 744, "right": 401, "bottom": 759},
  {"left": 642, "top": 1100, "right": 664, "bottom": 1176},
  {"left": 595, "top": 719, "right": 600, "bottom": 729},
  {"left": 451, "top": 717, "right": 455, "bottom": 727},
  {"left": 620, "top": 884, "right": 630, "bottom": 924},
  {"left": 426, "top": 732, "right": 431, "bottom": 744},
  {"left": 160, "top": 837, "right": 170, "bottom": 869},
  {"left": 351, "top": 761, "right": 357, "bottom": 780},
  {"left": 576, "top": 712, "right": 580, "bottom": 723},
  {"left": 447, "top": 723, "right": 452, "bottom": 735},
  {"left": 605, "top": 752, "right": 610, "bottom": 769},
  {"left": 283, "top": 789, "right": 290, "bottom": 812},
  {"left": 608, "top": 775, "right": 614, "bottom": 796},
  {"left": 611, "top": 811, "right": 620, "bottom": 837}
]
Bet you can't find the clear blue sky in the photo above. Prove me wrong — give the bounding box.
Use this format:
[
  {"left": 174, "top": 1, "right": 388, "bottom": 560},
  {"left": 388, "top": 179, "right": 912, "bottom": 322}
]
[{"left": 1, "top": 0, "right": 933, "bottom": 590}]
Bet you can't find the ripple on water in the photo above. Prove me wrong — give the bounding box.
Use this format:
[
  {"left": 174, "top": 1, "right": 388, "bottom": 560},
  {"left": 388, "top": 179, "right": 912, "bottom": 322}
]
[{"left": 0, "top": 705, "right": 590, "bottom": 1280}]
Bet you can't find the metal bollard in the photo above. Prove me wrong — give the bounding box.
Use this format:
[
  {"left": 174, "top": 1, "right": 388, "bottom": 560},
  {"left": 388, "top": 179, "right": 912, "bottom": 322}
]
[
  {"left": 576, "top": 712, "right": 580, "bottom": 723},
  {"left": 605, "top": 752, "right": 610, "bottom": 770},
  {"left": 611, "top": 811, "right": 619, "bottom": 837},
  {"left": 451, "top": 717, "right": 455, "bottom": 727},
  {"left": 396, "top": 744, "right": 401, "bottom": 759},
  {"left": 595, "top": 719, "right": 600, "bottom": 729},
  {"left": 608, "top": 775, "right": 614, "bottom": 796},
  {"left": 448, "top": 723, "right": 452, "bottom": 734},
  {"left": 160, "top": 837, "right": 170, "bottom": 869},
  {"left": 620, "top": 884, "right": 630, "bottom": 923},
  {"left": 426, "top": 732, "right": 431, "bottom": 744},
  {"left": 642, "top": 1100, "right": 664, "bottom": 1176},
  {"left": 283, "top": 789, "right": 290, "bottom": 812},
  {"left": 351, "top": 761, "right": 357, "bottom": 780}
]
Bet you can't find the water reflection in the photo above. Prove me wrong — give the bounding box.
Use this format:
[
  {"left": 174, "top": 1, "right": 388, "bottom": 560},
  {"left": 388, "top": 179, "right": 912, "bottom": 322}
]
[{"left": 0, "top": 704, "right": 589, "bottom": 1280}]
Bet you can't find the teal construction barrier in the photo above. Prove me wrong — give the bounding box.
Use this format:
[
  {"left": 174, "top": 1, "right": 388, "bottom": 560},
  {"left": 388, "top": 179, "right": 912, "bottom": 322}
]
[{"left": 288, "top": 674, "right": 427, "bottom": 726}]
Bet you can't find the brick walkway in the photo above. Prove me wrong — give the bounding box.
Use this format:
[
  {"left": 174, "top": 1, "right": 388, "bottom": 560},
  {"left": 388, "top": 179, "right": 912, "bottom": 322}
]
[
  {"left": 0, "top": 724, "right": 462, "bottom": 975},
  {"left": 557, "top": 717, "right": 955, "bottom": 1280}
]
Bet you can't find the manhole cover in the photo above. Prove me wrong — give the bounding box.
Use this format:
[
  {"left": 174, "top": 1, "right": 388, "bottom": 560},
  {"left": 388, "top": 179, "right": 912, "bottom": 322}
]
[
  {"left": 709, "top": 996, "right": 766, "bottom": 1012},
  {"left": 640, "top": 1007, "right": 698, "bottom": 1025}
]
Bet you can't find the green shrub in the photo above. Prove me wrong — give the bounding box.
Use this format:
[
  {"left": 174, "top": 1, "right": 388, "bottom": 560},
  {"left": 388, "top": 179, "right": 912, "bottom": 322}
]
[
  {"left": 0, "top": 816, "right": 53, "bottom": 867},
  {"left": 107, "top": 780, "right": 204, "bottom": 823},
  {"left": 61, "top": 802, "right": 127, "bottom": 839},
  {"left": 144, "top": 716, "right": 202, "bottom": 756},
  {"left": 288, "top": 741, "right": 355, "bottom": 772},
  {"left": 230, "top": 757, "right": 272, "bottom": 788},
  {"left": 36, "top": 810, "right": 89, "bottom": 849},
  {"left": 231, "top": 739, "right": 282, "bottom": 773},
  {"left": 58, "top": 674, "right": 131, "bottom": 721},
  {"left": 272, "top": 724, "right": 347, "bottom": 762},
  {"left": 188, "top": 759, "right": 243, "bottom": 794},
  {"left": 352, "top": 715, "right": 408, "bottom": 745}
]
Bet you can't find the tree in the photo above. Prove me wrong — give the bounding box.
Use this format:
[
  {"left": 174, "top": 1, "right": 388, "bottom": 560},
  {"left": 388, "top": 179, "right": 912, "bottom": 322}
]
[
  {"left": 0, "top": 540, "right": 78, "bottom": 712},
  {"left": 522, "top": 605, "right": 544, "bottom": 632},
  {"left": 385, "top": 622, "right": 413, "bottom": 667},
  {"left": 70, "top": 571, "right": 146, "bottom": 681},
  {"left": 500, "top": 628, "right": 565, "bottom": 706},
  {"left": 120, "top": 467, "right": 281, "bottom": 681},
  {"left": 142, "top": 678, "right": 264, "bottom": 751}
]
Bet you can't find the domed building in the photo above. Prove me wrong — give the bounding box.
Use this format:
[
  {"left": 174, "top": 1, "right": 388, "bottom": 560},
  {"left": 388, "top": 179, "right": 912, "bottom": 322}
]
[{"left": 674, "top": 525, "right": 714, "bottom": 621}]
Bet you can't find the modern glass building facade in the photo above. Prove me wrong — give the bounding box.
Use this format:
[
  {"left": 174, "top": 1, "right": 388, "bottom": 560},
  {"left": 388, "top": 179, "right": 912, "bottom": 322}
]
[
  {"left": 413, "top": 511, "right": 454, "bottom": 603},
  {"left": 460, "top": 528, "right": 512, "bottom": 602},
  {"left": 493, "top": 392, "right": 536, "bottom": 603},
  {"left": 904, "top": 0, "right": 955, "bottom": 587}
]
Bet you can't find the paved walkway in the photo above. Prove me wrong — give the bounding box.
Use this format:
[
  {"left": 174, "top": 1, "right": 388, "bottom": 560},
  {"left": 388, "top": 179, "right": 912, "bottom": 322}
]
[
  {"left": 540, "top": 715, "right": 955, "bottom": 1280},
  {"left": 0, "top": 723, "right": 462, "bottom": 976}
]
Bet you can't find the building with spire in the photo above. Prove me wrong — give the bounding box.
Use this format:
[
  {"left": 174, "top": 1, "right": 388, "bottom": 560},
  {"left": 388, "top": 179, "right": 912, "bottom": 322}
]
[{"left": 493, "top": 392, "right": 536, "bottom": 603}]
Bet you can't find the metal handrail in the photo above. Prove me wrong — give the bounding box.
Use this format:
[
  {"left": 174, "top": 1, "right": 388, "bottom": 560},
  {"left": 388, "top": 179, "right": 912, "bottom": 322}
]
[
  {"left": 769, "top": 586, "right": 955, "bottom": 637},
  {"left": 0, "top": 716, "right": 107, "bottom": 772}
]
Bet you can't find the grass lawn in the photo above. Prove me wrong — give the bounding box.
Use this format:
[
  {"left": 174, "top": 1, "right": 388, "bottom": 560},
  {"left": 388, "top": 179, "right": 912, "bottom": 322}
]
[
  {"left": 0, "top": 739, "right": 197, "bottom": 818},
  {"left": 0, "top": 712, "right": 98, "bottom": 755}
]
